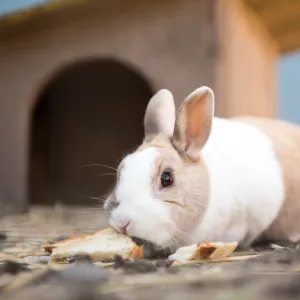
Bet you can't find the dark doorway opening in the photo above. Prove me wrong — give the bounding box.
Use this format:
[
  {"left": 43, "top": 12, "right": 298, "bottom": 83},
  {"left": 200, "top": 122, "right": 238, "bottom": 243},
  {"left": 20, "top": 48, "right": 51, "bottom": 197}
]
[{"left": 29, "top": 58, "right": 153, "bottom": 206}]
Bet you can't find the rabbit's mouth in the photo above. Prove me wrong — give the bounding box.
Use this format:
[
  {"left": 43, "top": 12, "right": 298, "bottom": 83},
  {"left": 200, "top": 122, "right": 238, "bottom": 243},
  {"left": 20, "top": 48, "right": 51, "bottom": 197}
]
[{"left": 164, "top": 199, "right": 186, "bottom": 208}]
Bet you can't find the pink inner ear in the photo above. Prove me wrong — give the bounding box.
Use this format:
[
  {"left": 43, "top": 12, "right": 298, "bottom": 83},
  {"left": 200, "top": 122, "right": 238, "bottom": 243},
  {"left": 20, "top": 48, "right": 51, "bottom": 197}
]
[{"left": 185, "top": 95, "right": 209, "bottom": 149}]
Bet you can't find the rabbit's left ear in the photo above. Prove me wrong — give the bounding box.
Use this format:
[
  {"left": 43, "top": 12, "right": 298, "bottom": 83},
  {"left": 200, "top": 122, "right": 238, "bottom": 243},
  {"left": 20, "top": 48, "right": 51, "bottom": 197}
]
[
  {"left": 144, "top": 89, "right": 176, "bottom": 137},
  {"left": 172, "top": 86, "right": 215, "bottom": 161}
]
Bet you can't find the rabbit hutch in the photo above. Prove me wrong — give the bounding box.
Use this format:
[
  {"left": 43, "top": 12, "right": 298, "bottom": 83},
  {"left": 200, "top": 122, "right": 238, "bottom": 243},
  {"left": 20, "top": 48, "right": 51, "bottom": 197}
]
[{"left": 0, "top": 0, "right": 299, "bottom": 216}]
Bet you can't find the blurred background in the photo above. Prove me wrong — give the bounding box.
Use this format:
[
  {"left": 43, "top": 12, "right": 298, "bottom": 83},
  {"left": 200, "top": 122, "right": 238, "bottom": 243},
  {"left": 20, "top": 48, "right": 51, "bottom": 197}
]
[{"left": 0, "top": 0, "right": 299, "bottom": 217}]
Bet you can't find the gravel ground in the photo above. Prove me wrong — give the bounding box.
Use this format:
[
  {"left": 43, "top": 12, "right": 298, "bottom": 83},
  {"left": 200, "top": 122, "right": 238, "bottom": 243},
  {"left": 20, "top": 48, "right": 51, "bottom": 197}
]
[{"left": 0, "top": 206, "right": 300, "bottom": 300}]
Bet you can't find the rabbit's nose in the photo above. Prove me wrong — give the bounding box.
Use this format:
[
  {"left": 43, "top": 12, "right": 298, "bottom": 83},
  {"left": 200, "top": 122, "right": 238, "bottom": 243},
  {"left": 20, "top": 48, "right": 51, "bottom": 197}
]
[{"left": 120, "top": 220, "right": 131, "bottom": 235}]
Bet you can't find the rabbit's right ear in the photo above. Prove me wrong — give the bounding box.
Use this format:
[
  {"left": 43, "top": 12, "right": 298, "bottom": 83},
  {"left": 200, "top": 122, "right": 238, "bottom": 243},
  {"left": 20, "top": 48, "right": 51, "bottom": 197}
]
[
  {"left": 172, "top": 86, "right": 214, "bottom": 161},
  {"left": 144, "top": 89, "right": 176, "bottom": 136}
]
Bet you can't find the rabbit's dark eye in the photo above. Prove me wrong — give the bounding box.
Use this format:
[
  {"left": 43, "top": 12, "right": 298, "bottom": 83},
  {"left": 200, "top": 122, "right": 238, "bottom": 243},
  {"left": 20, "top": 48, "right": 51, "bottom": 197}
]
[{"left": 161, "top": 171, "right": 173, "bottom": 188}]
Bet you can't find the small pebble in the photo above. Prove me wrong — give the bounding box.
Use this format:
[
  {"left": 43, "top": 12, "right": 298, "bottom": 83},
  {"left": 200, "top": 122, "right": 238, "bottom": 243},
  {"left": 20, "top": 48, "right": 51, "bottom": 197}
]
[
  {"left": 113, "top": 255, "right": 129, "bottom": 268},
  {"left": 74, "top": 254, "right": 93, "bottom": 265},
  {"left": 131, "top": 237, "right": 145, "bottom": 246},
  {"left": 0, "top": 232, "right": 7, "bottom": 240},
  {"left": 0, "top": 260, "right": 30, "bottom": 275},
  {"left": 156, "top": 259, "right": 174, "bottom": 268},
  {"left": 113, "top": 255, "right": 157, "bottom": 274}
]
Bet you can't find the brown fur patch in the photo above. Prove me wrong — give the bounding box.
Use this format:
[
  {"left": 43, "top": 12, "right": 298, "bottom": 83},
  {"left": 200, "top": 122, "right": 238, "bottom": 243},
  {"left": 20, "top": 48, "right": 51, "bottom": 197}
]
[
  {"left": 136, "top": 133, "right": 210, "bottom": 244},
  {"left": 236, "top": 116, "right": 300, "bottom": 243}
]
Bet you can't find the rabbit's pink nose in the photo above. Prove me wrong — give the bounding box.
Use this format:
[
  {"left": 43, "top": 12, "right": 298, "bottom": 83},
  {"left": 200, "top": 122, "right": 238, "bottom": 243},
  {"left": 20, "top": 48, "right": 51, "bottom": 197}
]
[{"left": 120, "top": 221, "right": 130, "bottom": 234}]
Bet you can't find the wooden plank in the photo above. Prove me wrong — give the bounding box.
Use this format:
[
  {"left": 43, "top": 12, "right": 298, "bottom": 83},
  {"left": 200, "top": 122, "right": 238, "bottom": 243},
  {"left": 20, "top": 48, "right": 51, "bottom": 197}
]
[
  {"left": 243, "top": 0, "right": 300, "bottom": 52},
  {"left": 260, "top": 3, "right": 300, "bottom": 26},
  {"left": 243, "top": 0, "right": 286, "bottom": 12},
  {"left": 270, "top": 16, "right": 300, "bottom": 38},
  {"left": 278, "top": 29, "right": 300, "bottom": 53}
]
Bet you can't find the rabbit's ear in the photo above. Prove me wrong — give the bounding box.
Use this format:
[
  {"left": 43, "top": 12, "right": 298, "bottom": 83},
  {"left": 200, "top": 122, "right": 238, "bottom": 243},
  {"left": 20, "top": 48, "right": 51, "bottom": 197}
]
[
  {"left": 172, "top": 86, "right": 214, "bottom": 161},
  {"left": 144, "top": 89, "right": 176, "bottom": 136}
]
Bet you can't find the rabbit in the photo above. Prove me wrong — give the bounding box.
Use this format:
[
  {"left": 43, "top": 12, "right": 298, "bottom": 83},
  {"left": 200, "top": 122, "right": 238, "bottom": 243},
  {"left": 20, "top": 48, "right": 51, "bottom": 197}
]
[{"left": 103, "top": 86, "right": 300, "bottom": 252}]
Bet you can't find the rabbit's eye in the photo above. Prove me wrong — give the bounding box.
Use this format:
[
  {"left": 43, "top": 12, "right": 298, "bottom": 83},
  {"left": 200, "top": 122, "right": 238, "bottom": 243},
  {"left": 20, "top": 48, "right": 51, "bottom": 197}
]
[{"left": 161, "top": 171, "right": 173, "bottom": 188}]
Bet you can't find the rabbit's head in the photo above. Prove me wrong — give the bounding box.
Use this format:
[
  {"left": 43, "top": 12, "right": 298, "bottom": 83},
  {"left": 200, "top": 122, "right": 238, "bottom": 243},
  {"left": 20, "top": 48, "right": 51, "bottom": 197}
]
[{"left": 104, "top": 86, "right": 214, "bottom": 250}]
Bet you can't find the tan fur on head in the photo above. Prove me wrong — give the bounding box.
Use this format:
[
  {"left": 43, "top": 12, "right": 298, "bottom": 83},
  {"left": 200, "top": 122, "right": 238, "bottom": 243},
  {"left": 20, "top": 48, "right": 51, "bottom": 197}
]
[{"left": 139, "top": 133, "right": 210, "bottom": 244}]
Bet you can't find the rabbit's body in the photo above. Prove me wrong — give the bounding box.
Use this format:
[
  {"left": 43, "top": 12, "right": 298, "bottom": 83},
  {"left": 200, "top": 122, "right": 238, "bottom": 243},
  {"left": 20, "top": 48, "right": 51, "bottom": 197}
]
[
  {"left": 234, "top": 117, "right": 300, "bottom": 244},
  {"left": 104, "top": 86, "right": 300, "bottom": 250},
  {"left": 194, "top": 116, "right": 300, "bottom": 246}
]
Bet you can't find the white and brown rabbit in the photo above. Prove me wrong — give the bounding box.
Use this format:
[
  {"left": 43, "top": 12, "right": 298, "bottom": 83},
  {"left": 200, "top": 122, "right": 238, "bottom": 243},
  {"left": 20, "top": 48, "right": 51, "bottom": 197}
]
[{"left": 104, "top": 86, "right": 300, "bottom": 251}]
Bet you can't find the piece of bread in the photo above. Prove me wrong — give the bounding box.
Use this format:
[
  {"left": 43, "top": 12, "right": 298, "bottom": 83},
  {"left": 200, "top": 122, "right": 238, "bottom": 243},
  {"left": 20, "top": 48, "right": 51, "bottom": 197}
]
[
  {"left": 168, "top": 241, "right": 238, "bottom": 263},
  {"left": 43, "top": 227, "right": 144, "bottom": 263},
  {"left": 44, "top": 234, "right": 90, "bottom": 254}
]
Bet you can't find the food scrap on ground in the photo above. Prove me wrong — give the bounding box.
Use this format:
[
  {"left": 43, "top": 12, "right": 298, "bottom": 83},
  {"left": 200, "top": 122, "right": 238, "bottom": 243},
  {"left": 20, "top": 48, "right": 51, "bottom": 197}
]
[
  {"left": 43, "top": 227, "right": 259, "bottom": 267},
  {"left": 43, "top": 227, "right": 144, "bottom": 264},
  {"left": 168, "top": 241, "right": 239, "bottom": 264}
]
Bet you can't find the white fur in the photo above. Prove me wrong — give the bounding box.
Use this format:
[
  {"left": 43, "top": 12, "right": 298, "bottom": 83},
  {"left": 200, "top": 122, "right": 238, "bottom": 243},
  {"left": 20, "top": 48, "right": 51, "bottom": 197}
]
[
  {"left": 194, "top": 117, "right": 285, "bottom": 245},
  {"left": 110, "top": 147, "right": 175, "bottom": 246},
  {"left": 107, "top": 85, "right": 285, "bottom": 248}
]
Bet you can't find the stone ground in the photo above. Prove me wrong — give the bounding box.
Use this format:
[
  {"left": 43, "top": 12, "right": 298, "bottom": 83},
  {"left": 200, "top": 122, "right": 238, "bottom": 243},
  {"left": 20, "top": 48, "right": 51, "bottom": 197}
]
[{"left": 0, "top": 206, "right": 300, "bottom": 300}]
